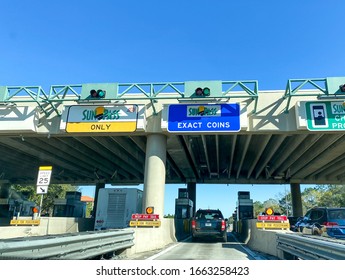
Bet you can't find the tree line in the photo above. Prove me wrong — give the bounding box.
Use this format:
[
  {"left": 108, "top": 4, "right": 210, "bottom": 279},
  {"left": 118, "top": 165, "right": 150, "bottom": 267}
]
[{"left": 253, "top": 184, "right": 345, "bottom": 217}]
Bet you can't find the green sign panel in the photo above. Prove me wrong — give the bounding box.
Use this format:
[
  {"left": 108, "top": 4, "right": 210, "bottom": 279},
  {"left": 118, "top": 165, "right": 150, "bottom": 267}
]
[{"left": 305, "top": 101, "right": 345, "bottom": 131}]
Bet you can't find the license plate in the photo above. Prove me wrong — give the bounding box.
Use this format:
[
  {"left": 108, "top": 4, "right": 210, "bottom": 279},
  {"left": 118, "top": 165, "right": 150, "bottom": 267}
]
[{"left": 205, "top": 223, "right": 212, "bottom": 226}]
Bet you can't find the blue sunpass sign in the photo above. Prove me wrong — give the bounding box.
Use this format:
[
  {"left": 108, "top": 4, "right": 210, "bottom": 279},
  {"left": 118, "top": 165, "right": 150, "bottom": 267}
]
[{"left": 168, "top": 103, "right": 240, "bottom": 132}]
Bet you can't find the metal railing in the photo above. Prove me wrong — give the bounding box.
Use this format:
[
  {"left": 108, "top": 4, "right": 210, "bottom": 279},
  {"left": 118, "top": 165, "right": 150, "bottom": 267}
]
[
  {"left": 0, "top": 229, "right": 134, "bottom": 260},
  {"left": 276, "top": 232, "right": 345, "bottom": 260},
  {"left": 0, "top": 80, "right": 259, "bottom": 116}
]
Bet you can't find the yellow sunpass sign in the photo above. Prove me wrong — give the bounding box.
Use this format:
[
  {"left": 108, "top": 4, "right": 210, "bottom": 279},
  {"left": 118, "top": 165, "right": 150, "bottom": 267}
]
[
  {"left": 256, "top": 222, "right": 289, "bottom": 229},
  {"left": 10, "top": 219, "right": 40, "bottom": 226},
  {"left": 130, "top": 220, "right": 161, "bottom": 227},
  {"left": 66, "top": 105, "right": 138, "bottom": 133}
]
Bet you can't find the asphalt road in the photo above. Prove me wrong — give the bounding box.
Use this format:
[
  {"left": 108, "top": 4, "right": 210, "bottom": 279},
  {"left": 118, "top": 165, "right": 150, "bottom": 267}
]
[{"left": 127, "top": 232, "right": 275, "bottom": 260}]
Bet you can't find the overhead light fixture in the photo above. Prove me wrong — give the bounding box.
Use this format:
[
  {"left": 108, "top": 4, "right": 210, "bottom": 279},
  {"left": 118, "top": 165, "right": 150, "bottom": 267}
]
[
  {"left": 94, "top": 168, "right": 100, "bottom": 180},
  {"left": 111, "top": 170, "right": 118, "bottom": 179}
]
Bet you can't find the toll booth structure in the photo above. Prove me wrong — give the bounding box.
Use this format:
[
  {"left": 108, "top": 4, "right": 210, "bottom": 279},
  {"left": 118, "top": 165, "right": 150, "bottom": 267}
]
[
  {"left": 53, "top": 191, "right": 86, "bottom": 218},
  {"left": 236, "top": 191, "right": 254, "bottom": 220},
  {"left": 174, "top": 188, "right": 193, "bottom": 240}
]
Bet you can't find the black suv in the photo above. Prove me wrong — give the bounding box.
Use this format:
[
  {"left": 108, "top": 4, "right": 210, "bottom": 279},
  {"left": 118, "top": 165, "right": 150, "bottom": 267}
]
[
  {"left": 191, "top": 209, "right": 228, "bottom": 242},
  {"left": 294, "top": 207, "right": 345, "bottom": 239}
]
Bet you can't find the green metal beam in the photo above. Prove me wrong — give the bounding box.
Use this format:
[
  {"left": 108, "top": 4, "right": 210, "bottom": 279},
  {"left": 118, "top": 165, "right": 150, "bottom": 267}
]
[{"left": 0, "top": 80, "right": 259, "bottom": 117}]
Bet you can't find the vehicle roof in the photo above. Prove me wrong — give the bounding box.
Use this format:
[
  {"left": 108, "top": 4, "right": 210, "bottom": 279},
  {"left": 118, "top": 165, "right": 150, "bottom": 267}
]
[
  {"left": 310, "top": 207, "right": 345, "bottom": 210},
  {"left": 196, "top": 209, "right": 222, "bottom": 212}
]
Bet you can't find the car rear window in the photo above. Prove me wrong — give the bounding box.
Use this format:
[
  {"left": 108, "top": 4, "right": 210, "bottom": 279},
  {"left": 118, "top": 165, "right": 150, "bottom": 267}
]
[
  {"left": 328, "top": 209, "right": 345, "bottom": 221},
  {"left": 195, "top": 211, "right": 223, "bottom": 220}
]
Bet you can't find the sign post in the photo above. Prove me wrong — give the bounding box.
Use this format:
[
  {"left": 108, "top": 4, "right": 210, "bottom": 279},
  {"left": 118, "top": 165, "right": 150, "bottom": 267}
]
[{"left": 36, "top": 166, "right": 53, "bottom": 217}]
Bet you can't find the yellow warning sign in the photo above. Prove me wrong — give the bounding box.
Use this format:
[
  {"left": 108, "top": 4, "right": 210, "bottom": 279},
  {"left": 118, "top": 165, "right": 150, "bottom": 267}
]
[
  {"left": 130, "top": 220, "right": 161, "bottom": 227},
  {"left": 10, "top": 219, "right": 40, "bottom": 226},
  {"left": 256, "top": 222, "right": 289, "bottom": 229}
]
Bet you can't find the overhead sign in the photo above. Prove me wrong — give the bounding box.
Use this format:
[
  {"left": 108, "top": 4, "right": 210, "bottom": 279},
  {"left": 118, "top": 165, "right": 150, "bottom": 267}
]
[
  {"left": 36, "top": 166, "right": 52, "bottom": 188},
  {"left": 66, "top": 105, "right": 138, "bottom": 133},
  {"left": 305, "top": 101, "right": 345, "bottom": 131},
  {"left": 168, "top": 103, "right": 240, "bottom": 132}
]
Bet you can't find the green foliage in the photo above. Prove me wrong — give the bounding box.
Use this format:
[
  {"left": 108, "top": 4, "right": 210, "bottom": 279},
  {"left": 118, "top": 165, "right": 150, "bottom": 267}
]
[
  {"left": 253, "top": 200, "right": 264, "bottom": 216},
  {"left": 253, "top": 199, "right": 283, "bottom": 216},
  {"left": 85, "top": 202, "right": 94, "bottom": 218},
  {"left": 163, "top": 214, "right": 175, "bottom": 218},
  {"left": 273, "top": 184, "right": 345, "bottom": 216},
  {"left": 11, "top": 184, "right": 79, "bottom": 216},
  {"left": 318, "top": 185, "right": 345, "bottom": 207}
]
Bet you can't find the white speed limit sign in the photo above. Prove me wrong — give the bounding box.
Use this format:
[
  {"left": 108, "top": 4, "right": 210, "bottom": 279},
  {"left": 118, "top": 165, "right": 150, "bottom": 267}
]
[{"left": 36, "top": 166, "right": 53, "bottom": 187}]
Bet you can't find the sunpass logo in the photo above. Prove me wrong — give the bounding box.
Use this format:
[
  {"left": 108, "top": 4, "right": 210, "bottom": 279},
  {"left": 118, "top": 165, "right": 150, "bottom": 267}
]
[
  {"left": 82, "top": 107, "right": 120, "bottom": 121},
  {"left": 187, "top": 105, "right": 221, "bottom": 117}
]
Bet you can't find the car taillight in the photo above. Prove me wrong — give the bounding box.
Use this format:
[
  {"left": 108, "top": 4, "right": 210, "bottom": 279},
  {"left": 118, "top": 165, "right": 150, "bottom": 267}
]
[
  {"left": 323, "top": 222, "right": 338, "bottom": 227},
  {"left": 221, "top": 220, "right": 226, "bottom": 231},
  {"left": 191, "top": 220, "right": 196, "bottom": 229}
]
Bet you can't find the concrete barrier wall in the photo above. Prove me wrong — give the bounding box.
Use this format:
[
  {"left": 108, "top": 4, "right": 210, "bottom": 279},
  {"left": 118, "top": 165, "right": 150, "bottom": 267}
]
[
  {"left": 126, "top": 218, "right": 177, "bottom": 255},
  {"left": 0, "top": 217, "right": 95, "bottom": 239},
  {"left": 236, "top": 219, "right": 289, "bottom": 258},
  {"left": 1, "top": 217, "right": 287, "bottom": 258},
  {"left": 1, "top": 217, "right": 177, "bottom": 257}
]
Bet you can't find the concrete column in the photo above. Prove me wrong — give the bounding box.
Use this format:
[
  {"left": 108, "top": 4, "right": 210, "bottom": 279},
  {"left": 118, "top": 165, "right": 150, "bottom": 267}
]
[
  {"left": 0, "top": 183, "right": 10, "bottom": 198},
  {"left": 92, "top": 183, "right": 105, "bottom": 217},
  {"left": 187, "top": 182, "right": 196, "bottom": 215},
  {"left": 290, "top": 183, "right": 303, "bottom": 217},
  {"left": 0, "top": 183, "right": 11, "bottom": 218},
  {"left": 142, "top": 134, "right": 167, "bottom": 217}
]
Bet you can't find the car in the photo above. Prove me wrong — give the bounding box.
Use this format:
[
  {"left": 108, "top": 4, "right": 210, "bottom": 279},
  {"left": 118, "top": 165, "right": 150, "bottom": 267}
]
[
  {"left": 294, "top": 207, "right": 345, "bottom": 239},
  {"left": 288, "top": 216, "right": 300, "bottom": 231},
  {"left": 191, "top": 209, "right": 228, "bottom": 242}
]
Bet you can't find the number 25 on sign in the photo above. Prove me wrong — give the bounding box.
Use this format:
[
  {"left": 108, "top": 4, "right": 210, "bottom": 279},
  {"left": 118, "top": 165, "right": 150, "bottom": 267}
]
[{"left": 36, "top": 166, "right": 53, "bottom": 186}]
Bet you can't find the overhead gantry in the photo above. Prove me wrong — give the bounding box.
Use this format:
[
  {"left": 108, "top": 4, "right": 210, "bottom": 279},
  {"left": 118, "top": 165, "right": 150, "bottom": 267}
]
[{"left": 1, "top": 77, "right": 345, "bottom": 218}]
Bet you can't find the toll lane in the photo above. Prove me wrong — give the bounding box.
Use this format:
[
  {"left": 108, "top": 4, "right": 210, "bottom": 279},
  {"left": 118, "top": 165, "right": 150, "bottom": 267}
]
[{"left": 129, "top": 233, "right": 263, "bottom": 260}]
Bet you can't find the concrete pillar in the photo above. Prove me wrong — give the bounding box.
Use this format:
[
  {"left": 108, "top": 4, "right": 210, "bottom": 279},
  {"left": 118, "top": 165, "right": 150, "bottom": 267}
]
[
  {"left": 0, "top": 183, "right": 11, "bottom": 218},
  {"left": 142, "top": 134, "right": 167, "bottom": 217},
  {"left": 290, "top": 183, "right": 303, "bottom": 217},
  {"left": 187, "top": 182, "right": 196, "bottom": 215},
  {"left": 92, "top": 183, "right": 105, "bottom": 217},
  {"left": 0, "top": 183, "right": 10, "bottom": 198}
]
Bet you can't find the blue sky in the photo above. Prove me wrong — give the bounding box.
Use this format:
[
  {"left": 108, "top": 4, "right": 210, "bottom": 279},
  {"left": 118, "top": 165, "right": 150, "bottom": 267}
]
[
  {"left": 1, "top": 1, "right": 344, "bottom": 89},
  {"left": 1, "top": 1, "right": 342, "bottom": 217}
]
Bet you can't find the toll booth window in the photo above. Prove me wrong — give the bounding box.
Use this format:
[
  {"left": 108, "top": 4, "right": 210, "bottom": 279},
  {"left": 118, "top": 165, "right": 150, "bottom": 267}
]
[
  {"left": 238, "top": 206, "right": 254, "bottom": 219},
  {"left": 181, "top": 208, "right": 187, "bottom": 219},
  {"left": 176, "top": 206, "right": 188, "bottom": 219}
]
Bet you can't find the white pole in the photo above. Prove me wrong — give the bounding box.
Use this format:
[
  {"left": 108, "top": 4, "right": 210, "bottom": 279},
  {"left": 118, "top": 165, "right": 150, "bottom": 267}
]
[{"left": 39, "top": 194, "right": 43, "bottom": 217}]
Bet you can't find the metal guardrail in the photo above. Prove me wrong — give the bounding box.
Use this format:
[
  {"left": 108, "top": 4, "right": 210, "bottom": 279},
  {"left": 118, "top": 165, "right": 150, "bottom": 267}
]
[
  {"left": 276, "top": 232, "right": 345, "bottom": 260},
  {"left": 0, "top": 229, "right": 134, "bottom": 260}
]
